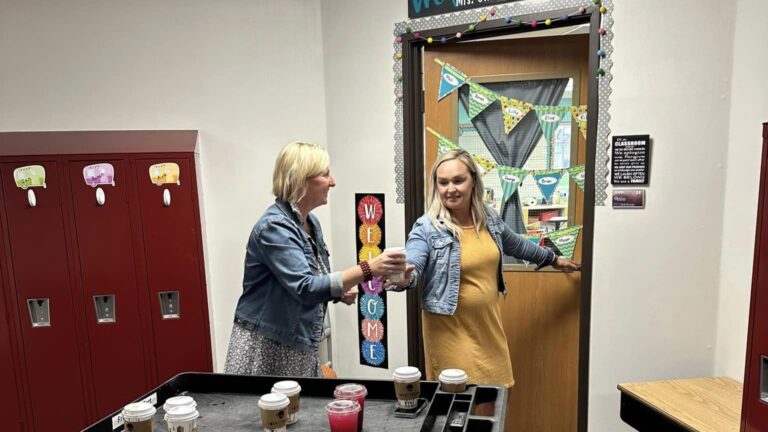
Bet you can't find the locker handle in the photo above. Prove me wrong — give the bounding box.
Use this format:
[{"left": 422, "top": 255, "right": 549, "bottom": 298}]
[
  {"left": 27, "top": 298, "right": 50, "bottom": 327},
  {"left": 159, "top": 291, "right": 180, "bottom": 319},
  {"left": 96, "top": 187, "right": 106, "bottom": 206},
  {"left": 163, "top": 189, "right": 171, "bottom": 207},
  {"left": 93, "top": 295, "right": 116, "bottom": 323},
  {"left": 27, "top": 189, "right": 36, "bottom": 207}
]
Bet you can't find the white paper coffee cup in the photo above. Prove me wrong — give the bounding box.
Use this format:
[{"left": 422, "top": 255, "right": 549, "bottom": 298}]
[
  {"left": 271, "top": 380, "right": 301, "bottom": 424},
  {"left": 383, "top": 246, "right": 406, "bottom": 282},
  {"left": 439, "top": 368, "right": 468, "bottom": 393},
  {"left": 393, "top": 366, "right": 421, "bottom": 408},
  {"left": 258, "top": 393, "right": 290, "bottom": 432},
  {"left": 164, "top": 405, "right": 199, "bottom": 432},
  {"left": 122, "top": 402, "right": 156, "bottom": 432}
]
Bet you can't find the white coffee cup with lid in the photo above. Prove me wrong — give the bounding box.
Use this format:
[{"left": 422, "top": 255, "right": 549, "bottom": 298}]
[
  {"left": 258, "top": 393, "right": 290, "bottom": 432},
  {"left": 122, "top": 401, "right": 157, "bottom": 432},
  {"left": 439, "top": 368, "right": 469, "bottom": 393},
  {"left": 393, "top": 366, "right": 422, "bottom": 408},
  {"left": 164, "top": 405, "right": 199, "bottom": 432},
  {"left": 270, "top": 380, "right": 302, "bottom": 424}
]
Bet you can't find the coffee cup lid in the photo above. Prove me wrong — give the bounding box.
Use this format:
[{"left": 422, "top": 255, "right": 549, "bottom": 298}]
[
  {"left": 333, "top": 383, "right": 368, "bottom": 398},
  {"left": 164, "top": 405, "right": 199, "bottom": 422},
  {"left": 439, "top": 368, "right": 468, "bottom": 384},
  {"left": 271, "top": 380, "right": 301, "bottom": 396},
  {"left": 163, "top": 395, "right": 197, "bottom": 412},
  {"left": 393, "top": 366, "right": 421, "bottom": 381},
  {"left": 122, "top": 402, "right": 156, "bottom": 421},
  {"left": 258, "top": 392, "right": 290, "bottom": 410},
  {"left": 325, "top": 399, "right": 361, "bottom": 414}
]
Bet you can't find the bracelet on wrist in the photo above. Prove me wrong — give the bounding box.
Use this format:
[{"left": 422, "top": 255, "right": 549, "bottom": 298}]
[{"left": 359, "top": 260, "right": 373, "bottom": 282}]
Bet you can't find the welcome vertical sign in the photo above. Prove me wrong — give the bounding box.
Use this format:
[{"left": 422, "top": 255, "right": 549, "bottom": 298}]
[{"left": 355, "top": 193, "right": 388, "bottom": 368}]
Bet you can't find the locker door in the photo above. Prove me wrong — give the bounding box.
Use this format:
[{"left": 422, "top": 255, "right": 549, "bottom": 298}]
[
  {"left": 0, "top": 161, "right": 89, "bottom": 431},
  {"left": 68, "top": 160, "right": 151, "bottom": 417},
  {"left": 0, "top": 270, "right": 25, "bottom": 431},
  {"left": 134, "top": 158, "right": 210, "bottom": 382}
]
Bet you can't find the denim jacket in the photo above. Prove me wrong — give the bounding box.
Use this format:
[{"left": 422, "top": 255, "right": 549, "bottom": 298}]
[
  {"left": 233, "top": 199, "right": 343, "bottom": 352},
  {"left": 404, "top": 208, "right": 556, "bottom": 315}
]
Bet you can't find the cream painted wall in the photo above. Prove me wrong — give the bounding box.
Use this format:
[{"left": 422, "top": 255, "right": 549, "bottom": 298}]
[
  {"left": 715, "top": 0, "right": 768, "bottom": 379},
  {"left": 0, "top": 0, "right": 331, "bottom": 371}
]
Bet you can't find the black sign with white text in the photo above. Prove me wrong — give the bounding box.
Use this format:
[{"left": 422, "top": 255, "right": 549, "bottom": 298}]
[
  {"left": 408, "top": 0, "right": 519, "bottom": 19},
  {"left": 611, "top": 135, "right": 650, "bottom": 185}
]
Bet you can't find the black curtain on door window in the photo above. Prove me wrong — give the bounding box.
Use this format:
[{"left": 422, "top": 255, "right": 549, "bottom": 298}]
[{"left": 459, "top": 78, "right": 568, "bottom": 263}]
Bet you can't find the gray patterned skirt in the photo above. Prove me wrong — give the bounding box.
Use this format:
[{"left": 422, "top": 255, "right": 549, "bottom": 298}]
[{"left": 223, "top": 322, "right": 321, "bottom": 377}]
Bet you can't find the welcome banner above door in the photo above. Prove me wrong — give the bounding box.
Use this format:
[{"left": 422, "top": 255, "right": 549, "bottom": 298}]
[{"left": 408, "top": 0, "right": 522, "bottom": 19}]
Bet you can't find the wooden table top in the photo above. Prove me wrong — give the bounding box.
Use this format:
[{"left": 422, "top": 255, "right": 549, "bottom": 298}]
[{"left": 618, "top": 377, "right": 742, "bottom": 432}]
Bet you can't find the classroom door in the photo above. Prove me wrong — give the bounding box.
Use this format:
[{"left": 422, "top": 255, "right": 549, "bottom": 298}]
[{"left": 423, "top": 34, "right": 588, "bottom": 431}]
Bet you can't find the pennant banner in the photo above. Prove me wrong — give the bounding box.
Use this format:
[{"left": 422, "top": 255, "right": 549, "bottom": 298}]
[
  {"left": 548, "top": 226, "right": 581, "bottom": 260},
  {"left": 468, "top": 82, "right": 498, "bottom": 119},
  {"left": 428, "top": 127, "right": 586, "bottom": 194},
  {"left": 533, "top": 170, "right": 564, "bottom": 202},
  {"left": 438, "top": 64, "right": 467, "bottom": 101},
  {"left": 497, "top": 165, "right": 527, "bottom": 205},
  {"left": 568, "top": 165, "right": 586, "bottom": 191},
  {"left": 534, "top": 106, "right": 571, "bottom": 148},
  {"left": 570, "top": 105, "right": 588, "bottom": 139},
  {"left": 501, "top": 97, "right": 533, "bottom": 134}
]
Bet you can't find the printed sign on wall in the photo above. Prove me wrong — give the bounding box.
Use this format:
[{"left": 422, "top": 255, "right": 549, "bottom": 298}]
[
  {"left": 149, "top": 163, "right": 181, "bottom": 186},
  {"left": 355, "top": 193, "right": 388, "bottom": 369},
  {"left": 83, "top": 163, "right": 115, "bottom": 187}
]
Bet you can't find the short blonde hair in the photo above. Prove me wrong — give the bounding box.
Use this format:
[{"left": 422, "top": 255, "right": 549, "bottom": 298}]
[
  {"left": 272, "top": 141, "right": 330, "bottom": 203},
  {"left": 427, "top": 149, "right": 490, "bottom": 237}
]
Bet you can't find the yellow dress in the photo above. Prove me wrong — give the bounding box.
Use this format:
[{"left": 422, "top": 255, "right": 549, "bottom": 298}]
[{"left": 422, "top": 226, "right": 515, "bottom": 388}]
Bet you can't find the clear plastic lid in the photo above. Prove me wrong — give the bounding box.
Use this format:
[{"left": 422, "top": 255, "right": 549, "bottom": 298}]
[
  {"left": 438, "top": 368, "right": 468, "bottom": 384},
  {"left": 122, "top": 402, "right": 157, "bottom": 421},
  {"left": 258, "top": 392, "right": 290, "bottom": 410},
  {"left": 271, "top": 380, "right": 301, "bottom": 396},
  {"left": 164, "top": 405, "right": 199, "bottom": 422},
  {"left": 325, "top": 399, "right": 361, "bottom": 415},
  {"left": 163, "top": 395, "right": 197, "bottom": 412},
  {"left": 333, "top": 383, "right": 368, "bottom": 398},
  {"left": 393, "top": 366, "right": 421, "bottom": 381}
]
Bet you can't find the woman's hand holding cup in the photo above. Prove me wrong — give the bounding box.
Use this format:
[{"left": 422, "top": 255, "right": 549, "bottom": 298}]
[{"left": 368, "top": 248, "right": 406, "bottom": 277}]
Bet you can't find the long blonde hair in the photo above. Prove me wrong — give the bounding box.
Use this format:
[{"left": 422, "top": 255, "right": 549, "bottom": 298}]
[
  {"left": 272, "top": 141, "right": 330, "bottom": 204},
  {"left": 427, "top": 149, "right": 490, "bottom": 237}
]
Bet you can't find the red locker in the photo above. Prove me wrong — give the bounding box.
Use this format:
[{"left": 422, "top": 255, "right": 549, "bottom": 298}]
[
  {"left": 0, "top": 265, "right": 25, "bottom": 431},
  {"left": 66, "top": 159, "right": 152, "bottom": 418},
  {"left": 0, "top": 161, "right": 90, "bottom": 431},
  {"left": 743, "top": 123, "right": 768, "bottom": 431},
  {"left": 134, "top": 157, "right": 212, "bottom": 382}
]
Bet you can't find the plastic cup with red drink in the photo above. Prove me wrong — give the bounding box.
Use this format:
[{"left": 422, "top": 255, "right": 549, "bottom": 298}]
[{"left": 333, "top": 383, "right": 367, "bottom": 432}]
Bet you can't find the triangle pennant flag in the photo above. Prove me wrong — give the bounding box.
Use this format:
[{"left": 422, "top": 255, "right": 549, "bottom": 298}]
[
  {"left": 568, "top": 165, "right": 586, "bottom": 191},
  {"left": 468, "top": 82, "right": 498, "bottom": 119},
  {"left": 534, "top": 106, "right": 571, "bottom": 147},
  {"left": 570, "top": 105, "right": 588, "bottom": 139},
  {"left": 438, "top": 64, "right": 467, "bottom": 101},
  {"left": 521, "top": 234, "right": 543, "bottom": 266},
  {"left": 500, "top": 97, "right": 533, "bottom": 134},
  {"left": 548, "top": 226, "right": 581, "bottom": 260},
  {"left": 497, "top": 165, "right": 527, "bottom": 205},
  {"left": 472, "top": 154, "right": 497, "bottom": 175},
  {"left": 436, "top": 135, "right": 460, "bottom": 157},
  {"left": 533, "top": 170, "right": 563, "bottom": 202}
]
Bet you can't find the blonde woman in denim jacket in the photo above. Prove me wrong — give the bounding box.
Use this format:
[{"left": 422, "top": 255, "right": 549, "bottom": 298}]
[
  {"left": 389, "top": 149, "right": 580, "bottom": 387},
  {"left": 224, "top": 142, "right": 406, "bottom": 377}
]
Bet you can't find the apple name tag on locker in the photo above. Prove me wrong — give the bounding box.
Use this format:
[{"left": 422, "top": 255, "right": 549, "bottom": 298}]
[
  {"left": 149, "top": 163, "right": 180, "bottom": 207},
  {"left": 83, "top": 163, "right": 115, "bottom": 206},
  {"left": 14, "top": 165, "right": 47, "bottom": 208}
]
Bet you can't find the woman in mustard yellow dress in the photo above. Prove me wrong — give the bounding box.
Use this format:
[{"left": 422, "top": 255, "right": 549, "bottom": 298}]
[{"left": 390, "top": 149, "right": 580, "bottom": 387}]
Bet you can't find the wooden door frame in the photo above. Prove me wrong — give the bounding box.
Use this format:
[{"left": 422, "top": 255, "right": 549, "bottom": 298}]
[{"left": 402, "top": 7, "right": 600, "bottom": 432}]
